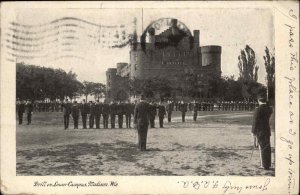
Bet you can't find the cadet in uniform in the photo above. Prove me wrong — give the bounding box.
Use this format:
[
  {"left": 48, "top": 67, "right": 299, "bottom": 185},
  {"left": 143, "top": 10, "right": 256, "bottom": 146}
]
[
  {"left": 71, "top": 101, "right": 80, "bottom": 129},
  {"left": 80, "top": 99, "right": 89, "bottom": 129},
  {"left": 166, "top": 101, "right": 172, "bottom": 122},
  {"left": 134, "top": 95, "right": 150, "bottom": 151},
  {"left": 25, "top": 100, "right": 33, "bottom": 125},
  {"left": 117, "top": 102, "right": 124, "bottom": 128},
  {"left": 180, "top": 101, "right": 187, "bottom": 122},
  {"left": 89, "top": 101, "right": 95, "bottom": 129},
  {"left": 94, "top": 100, "right": 102, "bottom": 129},
  {"left": 110, "top": 101, "right": 117, "bottom": 128},
  {"left": 125, "top": 101, "right": 132, "bottom": 128},
  {"left": 252, "top": 96, "right": 273, "bottom": 170},
  {"left": 130, "top": 103, "right": 135, "bottom": 127},
  {"left": 158, "top": 102, "right": 166, "bottom": 128},
  {"left": 18, "top": 100, "right": 25, "bottom": 124},
  {"left": 62, "top": 99, "right": 71, "bottom": 129},
  {"left": 148, "top": 102, "right": 157, "bottom": 128},
  {"left": 193, "top": 101, "right": 198, "bottom": 121},
  {"left": 102, "top": 102, "right": 110, "bottom": 128}
]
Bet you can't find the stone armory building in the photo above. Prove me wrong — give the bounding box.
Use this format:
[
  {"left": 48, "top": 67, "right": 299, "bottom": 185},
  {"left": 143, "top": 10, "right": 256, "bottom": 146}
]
[{"left": 106, "top": 19, "right": 222, "bottom": 101}]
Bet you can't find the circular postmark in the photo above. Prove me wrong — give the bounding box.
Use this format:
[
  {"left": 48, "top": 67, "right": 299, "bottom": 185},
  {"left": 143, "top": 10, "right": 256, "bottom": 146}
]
[{"left": 140, "top": 18, "right": 193, "bottom": 50}]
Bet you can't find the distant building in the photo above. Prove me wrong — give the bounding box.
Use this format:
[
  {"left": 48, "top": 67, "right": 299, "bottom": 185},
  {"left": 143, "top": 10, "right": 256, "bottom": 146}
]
[{"left": 106, "top": 19, "right": 222, "bottom": 101}]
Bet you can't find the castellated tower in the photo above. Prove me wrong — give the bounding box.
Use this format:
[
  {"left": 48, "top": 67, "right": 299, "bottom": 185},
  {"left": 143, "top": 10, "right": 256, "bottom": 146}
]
[
  {"left": 105, "top": 18, "right": 222, "bottom": 100},
  {"left": 106, "top": 68, "right": 117, "bottom": 100},
  {"left": 200, "top": 46, "right": 222, "bottom": 77},
  {"left": 106, "top": 67, "right": 130, "bottom": 102}
]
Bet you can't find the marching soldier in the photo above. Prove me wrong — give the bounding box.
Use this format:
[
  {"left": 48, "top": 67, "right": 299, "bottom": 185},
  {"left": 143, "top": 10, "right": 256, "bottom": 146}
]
[
  {"left": 125, "top": 101, "right": 132, "bottom": 128},
  {"left": 166, "top": 101, "right": 172, "bottom": 122},
  {"left": 25, "top": 100, "right": 33, "bottom": 125},
  {"left": 17, "top": 100, "right": 25, "bottom": 125},
  {"left": 80, "top": 99, "right": 89, "bottom": 129},
  {"left": 102, "top": 101, "right": 110, "bottom": 129},
  {"left": 149, "top": 102, "right": 157, "bottom": 128},
  {"left": 110, "top": 101, "right": 117, "bottom": 128},
  {"left": 89, "top": 101, "right": 95, "bottom": 129},
  {"left": 62, "top": 99, "right": 71, "bottom": 129},
  {"left": 134, "top": 95, "right": 150, "bottom": 151},
  {"left": 71, "top": 101, "right": 80, "bottom": 129},
  {"left": 252, "top": 96, "right": 273, "bottom": 170},
  {"left": 180, "top": 101, "right": 188, "bottom": 122},
  {"left": 94, "top": 100, "right": 102, "bottom": 129}
]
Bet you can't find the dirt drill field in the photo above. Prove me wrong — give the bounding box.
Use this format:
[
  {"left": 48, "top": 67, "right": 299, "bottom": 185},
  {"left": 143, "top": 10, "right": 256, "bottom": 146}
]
[{"left": 16, "top": 110, "right": 275, "bottom": 176}]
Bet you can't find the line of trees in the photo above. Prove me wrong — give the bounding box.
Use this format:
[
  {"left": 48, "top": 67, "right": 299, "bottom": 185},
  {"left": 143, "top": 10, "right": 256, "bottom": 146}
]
[
  {"left": 237, "top": 45, "right": 275, "bottom": 103},
  {"left": 16, "top": 63, "right": 106, "bottom": 101},
  {"left": 17, "top": 44, "right": 274, "bottom": 103}
]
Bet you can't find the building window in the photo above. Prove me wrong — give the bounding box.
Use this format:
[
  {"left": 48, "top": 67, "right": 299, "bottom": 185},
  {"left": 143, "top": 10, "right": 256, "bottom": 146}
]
[
  {"left": 108, "top": 75, "right": 111, "bottom": 79},
  {"left": 135, "top": 64, "right": 137, "bottom": 71}
]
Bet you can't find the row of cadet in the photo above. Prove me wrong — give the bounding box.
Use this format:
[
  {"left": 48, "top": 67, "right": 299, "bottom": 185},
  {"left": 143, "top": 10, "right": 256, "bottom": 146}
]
[
  {"left": 16, "top": 99, "right": 260, "bottom": 129},
  {"left": 16, "top": 100, "right": 259, "bottom": 113}
]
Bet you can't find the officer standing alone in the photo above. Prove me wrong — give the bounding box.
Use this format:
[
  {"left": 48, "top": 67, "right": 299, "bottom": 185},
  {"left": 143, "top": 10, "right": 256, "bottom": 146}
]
[
  {"left": 134, "top": 95, "right": 150, "bottom": 151},
  {"left": 252, "top": 96, "right": 273, "bottom": 170}
]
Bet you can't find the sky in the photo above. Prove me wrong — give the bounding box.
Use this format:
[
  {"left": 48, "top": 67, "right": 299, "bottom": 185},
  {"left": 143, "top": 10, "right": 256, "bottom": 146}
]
[{"left": 5, "top": 6, "right": 274, "bottom": 85}]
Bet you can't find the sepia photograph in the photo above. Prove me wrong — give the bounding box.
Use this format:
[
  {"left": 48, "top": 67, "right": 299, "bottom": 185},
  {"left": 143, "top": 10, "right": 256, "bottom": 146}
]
[{"left": 0, "top": 1, "right": 299, "bottom": 194}]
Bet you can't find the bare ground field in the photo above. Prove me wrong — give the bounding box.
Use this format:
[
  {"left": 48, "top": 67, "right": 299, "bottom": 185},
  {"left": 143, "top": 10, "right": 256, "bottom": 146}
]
[{"left": 16, "top": 111, "right": 275, "bottom": 176}]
